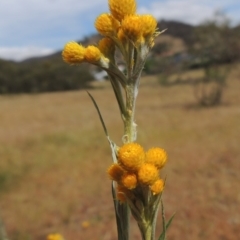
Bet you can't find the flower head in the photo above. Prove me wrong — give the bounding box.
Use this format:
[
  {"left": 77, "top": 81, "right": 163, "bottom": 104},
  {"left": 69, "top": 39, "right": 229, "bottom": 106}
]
[
  {"left": 117, "top": 27, "right": 128, "bottom": 44},
  {"left": 121, "top": 173, "right": 137, "bottom": 189},
  {"left": 150, "top": 179, "right": 164, "bottom": 195},
  {"left": 109, "top": 0, "right": 137, "bottom": 21},
  {"left": 62, "top": 42, "right": 86, "bottom": 64},
  {"left": 118, "top": 143, "right": 145, "bottom": 171},
  {"left": 121, "top": 15, "right": 143, "bottom": 43},
  {"left": 95, "top": 13, "right": 120, "bottom": 36},
  {"left": 145, "top": 147, "right": 167, "bottom": 169},
  {"left": 140, "top": 15, "right": 158, "bottom": 38},
  {"left": 107, "top": 163, "right": 125, "bottom": 181},
  {"left": 138, "top": 163, "right": 159, "bottom": 185},
  {"left": 84, "top": 45, "right": 102, "bottom": 63},
  {"left": 98, "top": 37, "right": 115, "bottom": 58}
]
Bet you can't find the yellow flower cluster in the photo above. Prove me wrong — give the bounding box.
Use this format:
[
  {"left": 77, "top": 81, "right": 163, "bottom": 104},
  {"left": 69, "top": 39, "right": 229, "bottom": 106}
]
[
  {"left": 62, "top": 42, "right": 110, "bottom": 65},
  {"left": 95, "top": 0, "right": 158, "bottom": 45},
  {"left": 107, "top": 143, "right": 167, "bottom": 202},
  {"left": 62, "top": 0, "right": 159, "bottom": 67}
]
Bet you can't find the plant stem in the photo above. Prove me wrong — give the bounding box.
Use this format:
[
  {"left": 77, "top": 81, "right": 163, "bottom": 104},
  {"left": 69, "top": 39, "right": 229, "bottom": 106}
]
[
  {"left": 124, "top": 83, "right": 138, "bottom": 142},
  {"left": 138, "top": 222, "right": 154, "bottom": 240}
]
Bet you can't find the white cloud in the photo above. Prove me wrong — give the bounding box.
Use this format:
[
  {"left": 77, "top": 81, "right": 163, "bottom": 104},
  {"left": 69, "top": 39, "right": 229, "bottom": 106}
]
[
  {"left": 0, "top": 46, "right": 55, "bottom": 62},
  {"left": 0, "top": 0, "right": 239, "bottom": 61},
  {"left": 0, "top": 0, "right": 107, "bottom": 60},
  {"left": 0, "top": 0, "right": 106, "bottom": 45},
  {"left": 139, "top": 0, "right": 240, "bottom": 25}
]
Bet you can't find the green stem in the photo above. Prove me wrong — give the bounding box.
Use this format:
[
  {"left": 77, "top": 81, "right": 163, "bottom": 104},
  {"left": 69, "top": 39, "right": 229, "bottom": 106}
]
[
  {"left": 123, "top": 83, "right": 138, "bottom": 142},
  {"left": 138, "top": 222, "right": 154, "bottom": 240}
]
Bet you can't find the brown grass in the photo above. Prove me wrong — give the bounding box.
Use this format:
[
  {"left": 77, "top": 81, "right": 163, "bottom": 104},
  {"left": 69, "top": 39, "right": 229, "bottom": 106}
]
[{"left": 0, "top": 66, "right": 240, "bottom": 240}]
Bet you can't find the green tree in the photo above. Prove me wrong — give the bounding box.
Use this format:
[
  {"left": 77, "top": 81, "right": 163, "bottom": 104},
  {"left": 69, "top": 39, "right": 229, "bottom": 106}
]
[{"left": 189, "top": 12, "right": 239, "bottom": 106}]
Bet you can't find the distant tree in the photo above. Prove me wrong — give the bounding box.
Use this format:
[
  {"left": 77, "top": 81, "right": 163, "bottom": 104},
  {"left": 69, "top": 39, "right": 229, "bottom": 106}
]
[
  {"left": 0, "top": 58, "right": 94, "bottom": 94},
  {"left": 189, "top": 12, "right": 239, "bottom": 106}
]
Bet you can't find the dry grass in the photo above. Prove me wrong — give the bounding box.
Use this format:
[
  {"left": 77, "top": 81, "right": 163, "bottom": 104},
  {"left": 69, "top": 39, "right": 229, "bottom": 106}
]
[{"left": 0, "top": 66, "right": 240, "bottom": 240}]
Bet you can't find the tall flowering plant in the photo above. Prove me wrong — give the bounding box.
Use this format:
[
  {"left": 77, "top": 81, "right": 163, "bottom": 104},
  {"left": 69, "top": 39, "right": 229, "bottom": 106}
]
[{"left": 62, "top": 0, "right": 174, "bottom": 239}]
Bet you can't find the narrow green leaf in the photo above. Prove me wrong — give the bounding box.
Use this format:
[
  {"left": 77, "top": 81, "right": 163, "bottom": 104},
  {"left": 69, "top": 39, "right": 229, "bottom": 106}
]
[
  {"left": 165, "top": 213, "right": 176, "bottom": 230},
  {"left": 112, "top": 183, "right": 130, "bottom": 240},
  {"left": 158, "top": 200, "right": 166, "bottom": 240},
  {"left": 87, "top": 91, "right": 118, "bottom": 163},
  {"left": 158, "top": 199, "right": 176, "bottom": 240},
  {"left": 87, "top": 91, "right": 108, "bottom": 137}
]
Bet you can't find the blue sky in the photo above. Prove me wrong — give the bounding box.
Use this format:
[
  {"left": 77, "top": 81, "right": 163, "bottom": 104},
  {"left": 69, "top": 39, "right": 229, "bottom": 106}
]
[{"left": 1, "top": 0, "right": 240, "bottom": 61}]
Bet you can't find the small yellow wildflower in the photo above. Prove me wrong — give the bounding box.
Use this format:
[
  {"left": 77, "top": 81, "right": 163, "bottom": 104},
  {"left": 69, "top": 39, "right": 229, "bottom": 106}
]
[
  {"left": 98, "top": 37, "right": 115, "bottom": 57},
  {"left": 140, "top": 15, "right": 158, "bottom": 38},
  {"left": 62, "top": 42, "right": 85, "bottom": 64},
  {"left": 81, "top": 220, "right": 90, "bottom": 228},
  {"left": 138, "top": 163, "right": 159, "bottom": 185},
  {"left": 145, "top": 147, "right": 167, "bottom": 169},
  {"left": 107, "top": 163, "right": 125, "bottom": 181},
  {"left": 150, "top": 179, "right": 164, "bottom": 195},
  {"left": 118, "top": 143, "right": 145, "bottom": 171},
  {"left": 47, "top": 234, "right": 64, "bottom": 240},
  {"left": 117, "top": 27, "right": 128, "bottom": 44},
  {"left": 121, "top": 173, "right": 137, "bottom": 189},
  {"left": 95, "top": 13, "right": 119, "bottom": 36},
  {"left": 121, "top": 15, "right": 143, "bottom": 43},
  {"left": 84, "top": 45, "right": 102, "bottom": 63},
  {"left": 109, "top": 0, "right": 137, "bottom": 21}
]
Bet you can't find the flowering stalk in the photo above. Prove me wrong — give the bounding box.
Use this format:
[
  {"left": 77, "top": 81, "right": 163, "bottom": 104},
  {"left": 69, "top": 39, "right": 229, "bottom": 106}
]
[{"left": 62, "top": 0, "right": 173, "bottom": 239}]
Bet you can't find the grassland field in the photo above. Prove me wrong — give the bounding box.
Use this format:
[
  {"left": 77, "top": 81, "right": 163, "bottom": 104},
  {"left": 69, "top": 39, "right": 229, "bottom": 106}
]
[{"left": 0, "top": 66, "right": 240, "bottom": 240}]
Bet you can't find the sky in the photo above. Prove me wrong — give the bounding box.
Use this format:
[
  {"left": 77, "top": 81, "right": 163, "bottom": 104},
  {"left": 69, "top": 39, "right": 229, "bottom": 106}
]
[{"left": 1, "top": 0, "right": 240, "bottom": 61}]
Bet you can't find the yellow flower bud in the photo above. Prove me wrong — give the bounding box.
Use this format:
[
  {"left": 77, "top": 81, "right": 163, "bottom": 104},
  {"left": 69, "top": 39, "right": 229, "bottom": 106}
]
[
  {"left": 118, "top": 143, "right": 145, "bottom": 171},
  {"left": 95, "top": 13, "right": 120, "bottom": 36},
  {"left": 150, "top": 179, "right": 164, "bottom": 195},
  {"left": 117, "top": 27, "right": 128, "bottom": 44},
  {"left": 140, "top": 14, "right": 158, "bottom": 38},
  {"left": 121, "top": 15, "right": 142, "bottom": 43},
  {"left": 109, "top": 0, "right": 137, "bottom": 21},
  {"left": 138, "top": 163, "right": 159, "bottom": 185},
  {"left": 62, "top": 42, "right": 85, "bottom": 64},
  {"left": 145, "top": 147, "right": 167, "bottom": 169},
  {"left": 107, "top": 163, "right": 125, "bottom": 181},
  {"left": 121, "top": 173, "right": 137, "bottom": 189},
  {"left": 98, "top": 37, "right": 115, "bottom": 57},
  {"left": 84, "top": 45, "right": 102, "bottom": 63}
]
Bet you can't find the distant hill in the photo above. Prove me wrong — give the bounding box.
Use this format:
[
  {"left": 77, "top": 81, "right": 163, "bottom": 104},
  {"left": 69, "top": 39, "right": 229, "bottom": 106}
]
[
  {"left": 20, "top": 20, "right": 194, "bottom": 64},
  {"left": 158, "top": 20, "right": 194, "bottom": 44},
  {"left": 0, "top": 20, "right": 239, "bottom": 94}
]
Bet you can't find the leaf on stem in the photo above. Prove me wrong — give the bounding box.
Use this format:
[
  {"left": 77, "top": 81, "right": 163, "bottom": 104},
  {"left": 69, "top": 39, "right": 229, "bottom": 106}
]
[{"left": 158, "top": 199, "right": 175, "bottom": 240}]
